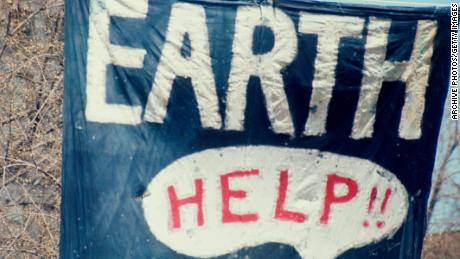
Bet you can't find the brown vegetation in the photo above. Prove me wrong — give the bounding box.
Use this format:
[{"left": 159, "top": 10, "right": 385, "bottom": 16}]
[
  {"left": 1, "top": 1, "right": 63, "bottom": 258},
  {"left": 423, "top": 231, "right": 460, "bottom": 259}
]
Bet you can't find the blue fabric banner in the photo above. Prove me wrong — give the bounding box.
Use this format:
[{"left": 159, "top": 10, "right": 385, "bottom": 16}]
[{"left": 62, "top": 1, "right": 450, "bottom": 258}]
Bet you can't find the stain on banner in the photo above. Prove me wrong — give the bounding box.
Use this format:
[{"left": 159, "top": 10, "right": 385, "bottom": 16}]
[{"left": 62, "top": 0, "right": 450, "bottom": 258}]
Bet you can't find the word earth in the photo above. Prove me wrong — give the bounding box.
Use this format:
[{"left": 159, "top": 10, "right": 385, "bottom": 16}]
[{"left": 86, "top": 1, "right": 437, "bottom": 140}]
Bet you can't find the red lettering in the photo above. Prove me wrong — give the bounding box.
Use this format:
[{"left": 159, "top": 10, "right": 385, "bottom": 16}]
[
  {"left": 221, "top": 169, "right": 259, "bottom": 223},
  {"left": 275, "top": 170, "right": 306, "bottom": 223},
  {"left": 320, "top": 173, "right": 358, "bottom": 224},
  {"left": 167, "top": 179, "right": 204, "bottom": 229}
]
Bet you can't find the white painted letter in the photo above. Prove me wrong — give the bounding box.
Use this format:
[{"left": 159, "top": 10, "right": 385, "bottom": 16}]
[
  {"left": 352, "top": 18, "right": 437, "bottom": 139},
  {"left": 144, "top": 3, "right": 221, "bottom": 129},
  {"left": 225, "top": 6, "right": 297, "bottom": 135},
  {"left": 299, "top": 13, "right": 364, "bottom": 136},
  {"left": 86, "top": 0, "right": 147, "bottom": 124}
]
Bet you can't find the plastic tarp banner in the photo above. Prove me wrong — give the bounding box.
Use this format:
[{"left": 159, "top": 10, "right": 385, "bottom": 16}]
[{"left": 62, "top": 0, "right": 451, "bottom": 258}]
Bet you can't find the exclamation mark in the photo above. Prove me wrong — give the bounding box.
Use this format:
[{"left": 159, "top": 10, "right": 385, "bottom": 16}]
[
  {"left": 362, "top": 186, "right": 377, "bottom": 228},
  {"left": 363, "top": 187, "right": 392, "bottom": 229},
  {"left": 376, "top": 188, "right": 392, "bottom": 229}
]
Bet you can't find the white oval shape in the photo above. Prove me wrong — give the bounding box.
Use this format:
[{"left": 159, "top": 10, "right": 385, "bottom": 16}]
[{"left": 142, "top": 146, "right": 408, "bottom": 259}]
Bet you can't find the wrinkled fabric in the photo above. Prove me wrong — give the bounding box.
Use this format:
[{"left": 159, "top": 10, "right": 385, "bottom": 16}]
[{"left": 62, "top": 1, "right": 450, "bottom": 258}]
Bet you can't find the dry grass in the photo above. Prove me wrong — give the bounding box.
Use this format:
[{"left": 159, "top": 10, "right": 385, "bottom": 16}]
[
  {"left": 423, "top": 231, "right": 460, "bottom": 259},
  {"left": 0, "top": 0, "right": 63, "bottom": 258}
]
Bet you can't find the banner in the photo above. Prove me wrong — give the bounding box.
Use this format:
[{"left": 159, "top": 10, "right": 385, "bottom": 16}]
[{"left": 62, "top": 1, "right": 450, "bottom": 258}]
